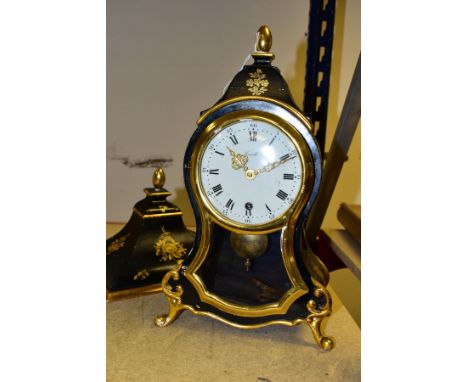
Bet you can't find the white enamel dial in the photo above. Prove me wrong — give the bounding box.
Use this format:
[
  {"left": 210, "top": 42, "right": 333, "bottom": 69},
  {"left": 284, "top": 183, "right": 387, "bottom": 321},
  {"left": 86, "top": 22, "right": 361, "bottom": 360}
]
[{"left": 199, "top": 118, "right": 303, "bottom": 226}]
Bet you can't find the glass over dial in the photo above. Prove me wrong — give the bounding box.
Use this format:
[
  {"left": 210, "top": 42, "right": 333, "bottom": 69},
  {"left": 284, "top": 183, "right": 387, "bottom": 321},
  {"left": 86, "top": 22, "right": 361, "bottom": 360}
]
[{"left": 199, "top": 118, "right": 303, "bottom": 226}]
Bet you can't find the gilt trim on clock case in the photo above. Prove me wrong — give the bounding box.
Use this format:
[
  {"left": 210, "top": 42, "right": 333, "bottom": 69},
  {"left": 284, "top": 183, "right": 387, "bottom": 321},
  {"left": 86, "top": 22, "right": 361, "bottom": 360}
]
[{"left": 178, "top": 97, "right": 323, "bottom": 318}]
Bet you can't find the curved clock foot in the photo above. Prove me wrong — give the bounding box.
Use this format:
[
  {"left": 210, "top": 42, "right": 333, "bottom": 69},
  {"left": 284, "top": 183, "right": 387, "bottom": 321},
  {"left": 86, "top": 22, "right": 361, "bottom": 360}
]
[
  {"left": 154, "top": 298, "right": 183, "bottom": 328},
  {"left": 306, "top": 316, "right": 335, "bottom": 351},
  {"left": 154, "top": 298, "right": 184, "bottom": 327},
  {"left": 155, "top": 262, "right": 185, "bottom": 327},
  {"left": 306, "top": 282, "right": 335, "bottom": 351}
]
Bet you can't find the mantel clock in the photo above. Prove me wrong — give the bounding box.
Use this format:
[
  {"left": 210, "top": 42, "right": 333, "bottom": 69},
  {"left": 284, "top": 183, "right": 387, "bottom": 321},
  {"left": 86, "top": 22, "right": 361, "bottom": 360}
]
[{"left": 155, "top": 26, "right": 335, "bottom": 350}]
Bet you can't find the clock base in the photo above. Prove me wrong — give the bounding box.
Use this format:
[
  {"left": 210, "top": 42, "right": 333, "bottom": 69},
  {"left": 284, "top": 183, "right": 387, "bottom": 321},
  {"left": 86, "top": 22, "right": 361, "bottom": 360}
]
[{"left": 154, "top": 263, "right": 335, "bottom": 351}]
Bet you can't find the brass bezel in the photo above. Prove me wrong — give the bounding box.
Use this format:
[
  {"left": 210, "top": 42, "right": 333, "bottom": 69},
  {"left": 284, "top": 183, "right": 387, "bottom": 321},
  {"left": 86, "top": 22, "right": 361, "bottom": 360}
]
[
  {"left": 193, "top": 110, "right": 313, "bottom": 233},
  {"left": 185, "top": 96, "right": 318, "bottom": 318}
]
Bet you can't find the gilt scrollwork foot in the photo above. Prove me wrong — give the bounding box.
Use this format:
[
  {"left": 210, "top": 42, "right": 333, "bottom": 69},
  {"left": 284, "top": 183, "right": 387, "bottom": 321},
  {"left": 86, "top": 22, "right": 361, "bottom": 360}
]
[
  {"left": 154, "top": 296, "right": 184, "bottom": 327},
  {"left": 305, "top": 281, "right": 335, "bottom": 351},
  {"left": 154, "top": 263, "right": 185, "bottom": 328}
]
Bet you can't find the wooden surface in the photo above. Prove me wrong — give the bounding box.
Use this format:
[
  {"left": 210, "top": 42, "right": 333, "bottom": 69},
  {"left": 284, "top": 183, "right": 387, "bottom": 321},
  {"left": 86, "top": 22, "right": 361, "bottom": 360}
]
[
  {"left": 106, "top": 224, "right": 361, "bottom": 381},
  {"left": 337, "top": 204, "right": 361, "bottom": 243},
  {"left": 322, "top": 228, "right": 361, "bottom": 280}
]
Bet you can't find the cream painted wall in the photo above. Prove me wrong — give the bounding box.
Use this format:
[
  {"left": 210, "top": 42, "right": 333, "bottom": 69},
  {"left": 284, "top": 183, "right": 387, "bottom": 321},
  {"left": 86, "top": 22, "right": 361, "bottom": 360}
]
[{"left": 107, "top": 0, "right": 361, "bottom": 230}]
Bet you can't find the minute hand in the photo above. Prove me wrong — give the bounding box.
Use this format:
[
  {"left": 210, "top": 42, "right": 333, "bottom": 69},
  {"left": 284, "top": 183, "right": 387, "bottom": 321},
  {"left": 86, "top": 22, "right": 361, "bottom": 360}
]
[{"left": 253, "top": 155, "right": 295, "bottom": 175}]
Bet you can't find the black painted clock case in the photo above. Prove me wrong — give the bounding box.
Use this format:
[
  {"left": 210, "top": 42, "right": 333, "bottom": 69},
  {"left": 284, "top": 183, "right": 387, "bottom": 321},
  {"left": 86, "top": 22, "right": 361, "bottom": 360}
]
[
  {"left": 174, "top": 53, "right": 330, "bottom": 326},
  {"left": 106, "top": 179, "right": 195, "bottom": 302}
]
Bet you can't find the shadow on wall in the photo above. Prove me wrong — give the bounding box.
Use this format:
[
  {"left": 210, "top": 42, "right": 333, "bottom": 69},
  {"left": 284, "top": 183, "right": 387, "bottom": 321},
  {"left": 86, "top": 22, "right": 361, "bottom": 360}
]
[{"left": 171, "top": 187, "right": 195, "bottom": 228}]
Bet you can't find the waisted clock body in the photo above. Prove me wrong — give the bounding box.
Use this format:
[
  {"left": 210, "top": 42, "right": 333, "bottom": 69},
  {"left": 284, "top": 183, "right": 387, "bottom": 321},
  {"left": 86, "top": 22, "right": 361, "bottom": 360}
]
[{"left": 155, "top": 26, "right": 334, "bottom": 350}]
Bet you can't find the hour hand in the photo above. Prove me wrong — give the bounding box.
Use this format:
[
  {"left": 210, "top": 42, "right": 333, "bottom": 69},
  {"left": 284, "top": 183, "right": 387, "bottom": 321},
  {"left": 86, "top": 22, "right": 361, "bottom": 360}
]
[{"left": 227, "top": 146, "right": 249, "bottom": 171}]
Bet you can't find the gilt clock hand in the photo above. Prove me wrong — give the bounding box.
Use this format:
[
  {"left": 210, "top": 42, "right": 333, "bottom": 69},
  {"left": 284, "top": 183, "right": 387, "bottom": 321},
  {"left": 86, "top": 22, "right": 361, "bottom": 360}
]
[
  {"left": 253, "top": 154, "right": 295, "bottom": 175},
  {"left": 227, "top": 146, "right": 249, "bottom": 172}
]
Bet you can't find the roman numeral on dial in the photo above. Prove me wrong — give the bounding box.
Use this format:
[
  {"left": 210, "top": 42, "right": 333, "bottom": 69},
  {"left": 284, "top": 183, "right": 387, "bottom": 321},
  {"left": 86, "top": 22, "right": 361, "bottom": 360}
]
[
  {"left": 212, "top": 184, "right": 223, "bottom": 196},
  {"left": 280, "top": 153, "right": 291, "bottom": 161},
  {"left": 225, "top": 198, "right": 235, "bottom": 210},
  {"left": 276, "top": 189, "right": 288, "bottom": 201},
  {"left": 229, "top": 135, "right": 239, "bottom": 145},
  {"left": 283, "top": 173, "right": 294, "bottom": 180},
  {"left": 249, "top": 130, "right": 257, "bottom": 142},
  {"left": 209, "top": 169, "right": 219, "bottom": 175}
]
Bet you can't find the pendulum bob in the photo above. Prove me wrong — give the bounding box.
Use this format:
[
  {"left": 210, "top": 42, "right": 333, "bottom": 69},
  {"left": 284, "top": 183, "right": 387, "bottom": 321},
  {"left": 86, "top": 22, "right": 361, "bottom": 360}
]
[
  {"left": 230, "top": 232, "right": 268, "bottom": 271},
  {"left": 106, "top": 168, "right": 195, "bottom": 302}
]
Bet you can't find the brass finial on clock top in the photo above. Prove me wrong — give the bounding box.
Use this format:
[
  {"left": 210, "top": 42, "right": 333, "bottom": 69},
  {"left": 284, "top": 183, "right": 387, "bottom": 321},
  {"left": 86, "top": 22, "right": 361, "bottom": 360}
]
[
  {"left": 251, "top": 25, "right": 275, "bottom": 63},
  {"left": 155, "top": 26, "right": 334, "bottom": 351},
  {"left": 255, "top": 25, "right": 272, "bottom": 52},
  {"left": 152, "top": 167, "right": 165, "bottom": 189}
]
